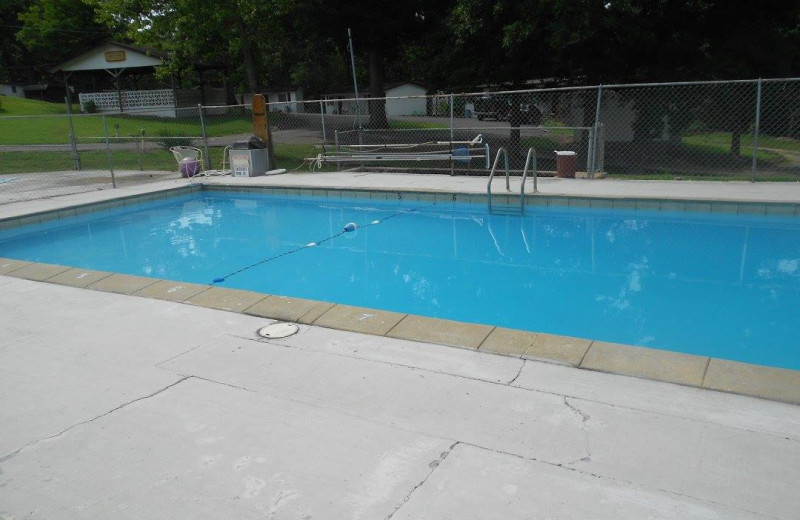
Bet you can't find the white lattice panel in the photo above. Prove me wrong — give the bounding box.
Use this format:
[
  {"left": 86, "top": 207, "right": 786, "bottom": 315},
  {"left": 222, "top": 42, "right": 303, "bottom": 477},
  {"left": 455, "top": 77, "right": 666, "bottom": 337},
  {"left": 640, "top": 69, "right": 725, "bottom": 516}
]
[{"left": 79, "top": 89, "right": 175, "bottom": 111}]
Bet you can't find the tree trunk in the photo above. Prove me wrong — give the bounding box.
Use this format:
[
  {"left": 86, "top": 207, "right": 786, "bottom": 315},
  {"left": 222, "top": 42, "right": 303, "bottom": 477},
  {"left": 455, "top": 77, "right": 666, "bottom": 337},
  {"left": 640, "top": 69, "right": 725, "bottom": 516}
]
[
  {"left": 236, "top": 18, "right": 259, "bottom": 94},
  {"left": 731, "top": 130, "right": 741, "bottom": 156},
  {"left": 367, "top": 49, "right": 388, "bottom": 128}
]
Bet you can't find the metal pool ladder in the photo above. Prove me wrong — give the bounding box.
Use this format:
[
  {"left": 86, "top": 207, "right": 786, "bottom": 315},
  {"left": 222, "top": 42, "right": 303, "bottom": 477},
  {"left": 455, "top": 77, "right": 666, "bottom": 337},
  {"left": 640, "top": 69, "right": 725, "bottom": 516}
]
[{"left": 487, "top": 147, "right": 537, "bottom": 215}]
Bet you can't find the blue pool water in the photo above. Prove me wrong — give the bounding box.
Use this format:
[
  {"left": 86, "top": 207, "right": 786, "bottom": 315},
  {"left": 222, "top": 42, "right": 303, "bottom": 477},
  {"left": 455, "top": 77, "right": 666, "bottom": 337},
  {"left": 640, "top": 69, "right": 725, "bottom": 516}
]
[{"left": 2, "top": 191, "right": 800, "bottom": 369}]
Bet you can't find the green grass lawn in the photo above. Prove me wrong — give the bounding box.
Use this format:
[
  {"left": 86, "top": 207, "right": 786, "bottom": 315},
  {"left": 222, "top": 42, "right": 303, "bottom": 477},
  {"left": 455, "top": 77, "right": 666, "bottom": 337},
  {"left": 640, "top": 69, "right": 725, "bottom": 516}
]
[
  {"left": 0, "top": 96, "right": 252, "bottom": 145},
  {"left": 683, "top": 132, "right": 800, "bottom": 155},
  {"left": 0, "top": 111, "right": 252, "bottom": 145},
  {"left": 608, "top": 171, "right": 800, "bottom": 181},
  {"left": 0, "top": 96, "right": 78, "bottom": 115},
  {"left": 389, "top": 119, "right": 448, "bottom": 130},
  {"left": 681, "top": 133, "right": 790, "bottom": 162}
]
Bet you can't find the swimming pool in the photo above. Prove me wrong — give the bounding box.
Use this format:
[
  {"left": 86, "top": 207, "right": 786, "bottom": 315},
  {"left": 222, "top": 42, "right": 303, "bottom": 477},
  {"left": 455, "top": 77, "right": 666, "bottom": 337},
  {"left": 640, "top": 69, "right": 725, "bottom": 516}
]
[{"left": 2, "top": 190, "right": 800, "bottom": 370}]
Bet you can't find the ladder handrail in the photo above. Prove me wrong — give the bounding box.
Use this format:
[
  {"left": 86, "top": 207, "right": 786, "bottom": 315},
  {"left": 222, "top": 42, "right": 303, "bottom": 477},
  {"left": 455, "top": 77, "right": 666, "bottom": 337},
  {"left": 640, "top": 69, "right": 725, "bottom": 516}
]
[
  {"left": 487, "top": 147, "right": 510, "bottom": 212},
  {"left": 520, "top": 147, "right": 537, "bottom": 214}
]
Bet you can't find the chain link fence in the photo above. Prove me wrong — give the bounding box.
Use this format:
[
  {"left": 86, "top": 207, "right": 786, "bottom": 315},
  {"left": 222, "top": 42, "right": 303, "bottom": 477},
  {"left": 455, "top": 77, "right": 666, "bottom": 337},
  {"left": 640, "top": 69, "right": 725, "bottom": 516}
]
[
  {"left": 598, "top": 79, "right": 800, "bottom": 179},
  {"left": 1, "top": 78, "right": 799, "bottom": 204}
]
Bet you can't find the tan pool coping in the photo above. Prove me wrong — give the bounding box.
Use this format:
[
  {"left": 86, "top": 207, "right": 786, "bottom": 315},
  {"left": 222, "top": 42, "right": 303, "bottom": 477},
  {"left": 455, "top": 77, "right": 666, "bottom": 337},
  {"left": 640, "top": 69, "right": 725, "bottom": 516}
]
[
  {"left": 1, "top": 175, "right": 799, "bottom": 405},
  {"left": 2, "top": 258, "right": 799, "bottom": 406}
]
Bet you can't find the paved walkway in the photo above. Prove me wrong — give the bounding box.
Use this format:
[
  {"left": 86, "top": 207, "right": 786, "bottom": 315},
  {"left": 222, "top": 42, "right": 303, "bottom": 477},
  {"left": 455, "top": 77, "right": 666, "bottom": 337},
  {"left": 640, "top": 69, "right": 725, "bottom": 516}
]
[{"left": 1, "top": 276, "right": 799, "bottom": 519}]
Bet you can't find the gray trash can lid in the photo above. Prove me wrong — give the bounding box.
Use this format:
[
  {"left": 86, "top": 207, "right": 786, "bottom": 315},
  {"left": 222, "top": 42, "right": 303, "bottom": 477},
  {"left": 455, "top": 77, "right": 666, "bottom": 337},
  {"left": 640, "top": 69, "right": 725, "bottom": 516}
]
[{"left": 232, "top": 136, "right": 267, "bottom": 150}]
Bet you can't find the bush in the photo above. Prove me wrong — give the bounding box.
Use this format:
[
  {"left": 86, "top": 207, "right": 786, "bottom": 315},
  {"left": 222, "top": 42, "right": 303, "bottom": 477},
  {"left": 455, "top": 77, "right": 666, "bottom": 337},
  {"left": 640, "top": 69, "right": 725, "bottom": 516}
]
[{"left": 82, "top": 100, "right": 98, "bottom": 113}]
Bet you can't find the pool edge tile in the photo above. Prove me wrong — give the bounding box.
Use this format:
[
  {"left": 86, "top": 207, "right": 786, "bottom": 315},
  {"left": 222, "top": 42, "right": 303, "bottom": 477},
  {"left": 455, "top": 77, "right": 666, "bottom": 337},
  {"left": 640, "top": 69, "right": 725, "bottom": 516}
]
[
  {"left": 386, "top": 314, "right": 493, "bottom": 350},
  {"left": 87, "top": 273, "right": 161, "bottom": 295},
  {"left": 185, "top": 286, "right": 268, "bottom": 313},
  {"left": 245, "top": 295, "right": 334, "bottom": 324},
  {"left": 5, "top": 262, "right": 71, "bottom": 282},
  {"left": 480, "top": 328, "right": 591, "bottom": 367},
  {"left": 45, "top": 268, "right": 113, "bottom": 288},
  {"left": 133, "top": 280, "right": 212, "bottom": 303},
  {"left": 312, "top": 304, "right": 406, "bottom": 336},
  {"left": 0, "top": 258, "right": 32, "bottom": 275},
  {"left": 581, "top": 341, "right": 709, "bottom": 387},
  {"left": 296, "top": 301, "right": 337, "bottom": 325},
  {"left": 703, "top": 359, "right": 800, "bottom": 405}
]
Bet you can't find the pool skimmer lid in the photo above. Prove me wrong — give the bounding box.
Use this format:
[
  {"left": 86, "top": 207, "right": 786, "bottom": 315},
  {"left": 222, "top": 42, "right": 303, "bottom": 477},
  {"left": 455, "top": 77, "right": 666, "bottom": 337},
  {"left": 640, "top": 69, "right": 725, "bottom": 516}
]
[{"left": 257, "top": 322, "right": 299, "bottom": 339}]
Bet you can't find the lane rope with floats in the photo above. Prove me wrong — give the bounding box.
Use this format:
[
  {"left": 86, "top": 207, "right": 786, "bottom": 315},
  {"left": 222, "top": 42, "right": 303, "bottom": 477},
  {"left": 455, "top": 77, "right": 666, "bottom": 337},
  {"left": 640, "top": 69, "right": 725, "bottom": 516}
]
[{"left": 211, "top": 207, "right": 418, "bottom": 285}]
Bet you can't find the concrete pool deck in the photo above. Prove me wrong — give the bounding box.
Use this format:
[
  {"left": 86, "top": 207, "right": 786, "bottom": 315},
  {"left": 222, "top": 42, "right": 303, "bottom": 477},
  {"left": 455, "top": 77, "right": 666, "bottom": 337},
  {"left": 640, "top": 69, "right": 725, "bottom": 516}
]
[
  {"left": 2, "top": 173, "right": 800, "bottom": 402},
  {"left": 2, "top": 275, "right": 800, "bottom": 519},
  {"left": 2, "top": 173, "right": 800, "bottom": 517},
  {"left": 3, "top": 171, "right": 800, "bottom": 220}
]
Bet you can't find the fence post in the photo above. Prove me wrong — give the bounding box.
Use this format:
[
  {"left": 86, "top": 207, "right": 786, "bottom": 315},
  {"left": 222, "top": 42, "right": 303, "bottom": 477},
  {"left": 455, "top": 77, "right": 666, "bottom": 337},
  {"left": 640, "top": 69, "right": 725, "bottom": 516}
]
[
  {"left": 449, "top": 93, "right": 455, "bottom": 175},
  {"left": 334, "top": 129, "right": 341, "bottom": 171},
  {"left": 596, "top": 124, "right": 605, "bottom": 172},
  {"left": 65, "top": 96, "right": 81, "bottom": 170},
  {"left": 198, "top": 103, "right": 211, "bottom": 169},
  {"left": 102, "top": 115, "right": 116, "bottom": 188},
  {"left": 320, "top": 100, "right": 327, "bottom": 142},
  {"left": 138, "top": 128, "right": 145, "bottom": 171},
  {"left": 591, "top": 85, "right": 603, "bottom": 178},
  {"left": 751, "top": 78, "right": 762, "bottom": 183}
]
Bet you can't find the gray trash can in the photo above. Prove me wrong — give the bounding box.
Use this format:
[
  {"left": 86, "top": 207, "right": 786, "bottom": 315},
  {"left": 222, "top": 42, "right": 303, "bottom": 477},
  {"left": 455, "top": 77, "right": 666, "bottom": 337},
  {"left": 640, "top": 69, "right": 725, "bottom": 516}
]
[{"left": 230, "top": 137, "right": 270, "bottom": 177}]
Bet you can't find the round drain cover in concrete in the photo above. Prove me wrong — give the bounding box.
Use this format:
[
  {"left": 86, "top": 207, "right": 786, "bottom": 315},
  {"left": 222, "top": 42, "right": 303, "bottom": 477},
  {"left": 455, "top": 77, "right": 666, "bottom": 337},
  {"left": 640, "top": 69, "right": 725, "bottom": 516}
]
[{"left": 257, "top": 322, "right": 299, "bottom": 339}]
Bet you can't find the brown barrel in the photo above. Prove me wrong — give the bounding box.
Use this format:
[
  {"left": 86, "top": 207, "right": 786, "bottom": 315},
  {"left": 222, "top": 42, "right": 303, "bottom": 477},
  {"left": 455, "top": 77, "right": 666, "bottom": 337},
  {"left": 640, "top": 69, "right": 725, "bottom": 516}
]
[{"left": 555, "top": 151, "right": 577, "bottom": 178}]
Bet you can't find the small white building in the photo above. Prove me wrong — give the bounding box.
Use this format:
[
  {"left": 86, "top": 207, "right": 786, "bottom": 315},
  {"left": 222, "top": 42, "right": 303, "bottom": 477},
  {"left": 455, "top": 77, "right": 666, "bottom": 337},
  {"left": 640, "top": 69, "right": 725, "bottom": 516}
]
[
  {"left": 0, "top": 84, "right": 26, "bottom": 98},
  {"left": 385, "top": 82, "right": 427, "bottom": 116},
  {"left": 263, "top": 87, "right": 305, "bottom": 113},
  {"left": 322, "top": 82, "right": 427, "bottom": 116}
]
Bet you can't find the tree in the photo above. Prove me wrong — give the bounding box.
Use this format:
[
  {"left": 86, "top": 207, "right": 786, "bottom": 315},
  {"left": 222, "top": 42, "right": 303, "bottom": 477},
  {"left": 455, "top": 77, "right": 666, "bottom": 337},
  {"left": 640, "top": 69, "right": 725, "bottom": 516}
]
[
  {"left": 284, "top": 0, "right": 449, "bottom": 127},
  {"left": 698, "top": 0, "right": 800, "bottom": 155},
  {"left": 0, "top": 0, "right": 33, "bottom": 83},
  {"left": 16, "top": 0, "right": 111, "bottom": 67},
  {"left": 91, "top": 0, "right": 270, "bottom": 93}
]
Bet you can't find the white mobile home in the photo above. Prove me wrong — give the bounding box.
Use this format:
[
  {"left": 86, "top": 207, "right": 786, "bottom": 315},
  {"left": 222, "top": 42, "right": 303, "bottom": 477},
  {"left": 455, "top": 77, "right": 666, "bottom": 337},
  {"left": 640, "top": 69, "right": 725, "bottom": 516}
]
[{"left": 322, "top": 82, "right": 427, "bottom": 116}]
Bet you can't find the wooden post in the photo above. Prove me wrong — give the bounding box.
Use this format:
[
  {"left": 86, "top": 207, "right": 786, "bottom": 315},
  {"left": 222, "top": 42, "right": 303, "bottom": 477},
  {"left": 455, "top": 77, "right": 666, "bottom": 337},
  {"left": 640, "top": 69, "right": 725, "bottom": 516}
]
[{"left": 252, "top": 94, "right": 275, "bottom": 168}]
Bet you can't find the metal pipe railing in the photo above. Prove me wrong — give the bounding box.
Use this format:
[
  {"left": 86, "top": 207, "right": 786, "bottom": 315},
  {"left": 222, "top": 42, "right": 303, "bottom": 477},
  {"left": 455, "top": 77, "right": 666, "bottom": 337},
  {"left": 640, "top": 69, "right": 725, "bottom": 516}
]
[
  {"left": 487, "top": 147, "right": 510, "bottom": 212},
  {"left": 520, "top": 147, "right": 537, "bottom": 214}
]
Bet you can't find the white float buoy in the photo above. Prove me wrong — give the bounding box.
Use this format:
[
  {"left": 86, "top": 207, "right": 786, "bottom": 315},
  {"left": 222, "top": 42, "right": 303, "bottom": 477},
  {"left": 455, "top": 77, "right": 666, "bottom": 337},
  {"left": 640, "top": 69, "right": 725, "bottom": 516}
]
[
  {"left": 306, "top": 242, "right": 317, "bottom": 247},
  {"left": 371, "top": 220, "right": 380, "bottom": 225}
]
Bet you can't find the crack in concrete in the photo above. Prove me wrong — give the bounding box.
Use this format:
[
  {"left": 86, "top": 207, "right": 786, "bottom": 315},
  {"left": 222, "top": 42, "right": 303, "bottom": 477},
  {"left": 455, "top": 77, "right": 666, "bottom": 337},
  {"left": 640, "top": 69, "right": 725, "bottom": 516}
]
[
  {"left": 188, "top": 375, "right": 258, "bottom": 393},
  {"left": 236, "top": 332, "right": 519, "bottom": 387},
  {"left": 187, "top": 371, "right": 458, "bottom": 448},
  {"left": 154, "top": 342, "right": 211, "bottom": 368},
  {"left": 386, "top": 441, "right": 459, "bottom": 519},
  {"left": 193, "top": 333, "right": 800, "bottom": 444},
  {"left": 564, "top": 396, "right": 591, "bottom": 426},
  {"left": 0, "top": 376, "right": 190, "bottom": 464},
  {"left": 459, "top": 441, "right": 781, "bottom": 520},
  {"left": 562, "top": 396, "right": 592, "bottom": 466},
  {"left": 507, "top": 359, "right": 526, "bottom": 385}
]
